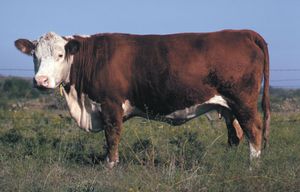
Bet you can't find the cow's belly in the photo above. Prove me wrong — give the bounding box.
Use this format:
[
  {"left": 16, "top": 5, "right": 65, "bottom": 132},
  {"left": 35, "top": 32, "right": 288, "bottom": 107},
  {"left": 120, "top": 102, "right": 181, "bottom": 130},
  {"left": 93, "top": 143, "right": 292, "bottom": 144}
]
[
  {"left": 123, "top": 95, "right": 230, "bottom": 125},
  {"left": 64, "top": 86, "right": 230, "bottom": 130}
]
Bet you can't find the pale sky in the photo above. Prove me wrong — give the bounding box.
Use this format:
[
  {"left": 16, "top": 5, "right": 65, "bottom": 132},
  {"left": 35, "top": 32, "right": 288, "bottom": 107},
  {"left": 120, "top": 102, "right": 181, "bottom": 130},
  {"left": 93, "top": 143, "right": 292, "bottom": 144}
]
[{"left": 1, "top": 0, "right": 300, "bottom": 87}]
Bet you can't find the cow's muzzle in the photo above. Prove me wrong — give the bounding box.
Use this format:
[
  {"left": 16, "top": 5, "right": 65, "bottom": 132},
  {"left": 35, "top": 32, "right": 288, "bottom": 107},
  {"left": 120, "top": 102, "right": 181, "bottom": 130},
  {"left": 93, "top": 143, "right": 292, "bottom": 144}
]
[{"left": 33, "top": 76, "right": 50, "bottom": 90}]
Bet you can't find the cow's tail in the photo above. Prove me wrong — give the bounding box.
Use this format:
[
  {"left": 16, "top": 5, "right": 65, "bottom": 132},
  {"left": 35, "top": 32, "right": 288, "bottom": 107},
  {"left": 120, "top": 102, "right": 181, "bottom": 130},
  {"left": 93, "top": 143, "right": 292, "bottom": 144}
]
[{"left": 255, "top": 34, "right": 271, "bottom": 148}]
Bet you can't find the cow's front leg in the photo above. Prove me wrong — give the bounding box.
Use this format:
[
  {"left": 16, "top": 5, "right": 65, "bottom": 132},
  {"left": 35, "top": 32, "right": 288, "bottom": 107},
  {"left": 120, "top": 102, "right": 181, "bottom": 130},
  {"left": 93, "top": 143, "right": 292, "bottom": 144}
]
[{"left": 101, "top": 100, "right": 123, "bottom": 169}]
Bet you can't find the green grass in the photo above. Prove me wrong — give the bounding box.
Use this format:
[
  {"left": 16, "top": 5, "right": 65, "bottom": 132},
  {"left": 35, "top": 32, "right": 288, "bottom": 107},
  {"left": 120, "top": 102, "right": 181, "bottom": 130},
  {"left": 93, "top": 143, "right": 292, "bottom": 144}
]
[{"left": 1, "top": 108, "right": 300, "bottom": 192}]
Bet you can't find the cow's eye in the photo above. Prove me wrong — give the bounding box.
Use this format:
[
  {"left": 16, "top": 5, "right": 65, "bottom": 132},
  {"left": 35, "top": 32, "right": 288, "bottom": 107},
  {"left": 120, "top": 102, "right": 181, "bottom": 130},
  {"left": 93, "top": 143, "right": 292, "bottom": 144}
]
[{"left": 58, "top": 54, "right": 63, "bottom": 58}]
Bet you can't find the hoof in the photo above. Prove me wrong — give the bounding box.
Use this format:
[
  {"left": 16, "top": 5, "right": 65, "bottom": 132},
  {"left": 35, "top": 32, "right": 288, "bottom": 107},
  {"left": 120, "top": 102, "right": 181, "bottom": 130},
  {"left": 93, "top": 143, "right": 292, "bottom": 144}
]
[{"left": 106, "top": 157, "right": 119, "bottom": 169}]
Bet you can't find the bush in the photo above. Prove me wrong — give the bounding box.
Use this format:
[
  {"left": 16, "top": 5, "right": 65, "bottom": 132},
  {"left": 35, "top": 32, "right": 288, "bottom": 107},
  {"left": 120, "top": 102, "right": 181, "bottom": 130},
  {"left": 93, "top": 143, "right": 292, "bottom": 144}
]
[
  {"left": 0, "top": 128, "right": 23, "bottom": 144},
  {"left": 0, "top": 77, "right": 40, "bottom": 99}
]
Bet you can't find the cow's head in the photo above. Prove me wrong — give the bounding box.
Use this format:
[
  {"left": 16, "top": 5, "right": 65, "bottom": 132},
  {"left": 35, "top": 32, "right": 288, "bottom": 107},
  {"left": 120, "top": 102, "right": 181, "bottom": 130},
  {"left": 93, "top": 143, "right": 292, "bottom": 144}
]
[{"left": 15, "top": 32, "right": 80, "bottom": 89}]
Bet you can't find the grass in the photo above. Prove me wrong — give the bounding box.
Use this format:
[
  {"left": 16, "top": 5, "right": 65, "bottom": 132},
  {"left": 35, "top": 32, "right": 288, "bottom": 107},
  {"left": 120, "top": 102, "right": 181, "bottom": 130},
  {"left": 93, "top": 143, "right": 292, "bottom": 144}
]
[{"left": 0, "top": 107, "right": 300, "bottom": 192}]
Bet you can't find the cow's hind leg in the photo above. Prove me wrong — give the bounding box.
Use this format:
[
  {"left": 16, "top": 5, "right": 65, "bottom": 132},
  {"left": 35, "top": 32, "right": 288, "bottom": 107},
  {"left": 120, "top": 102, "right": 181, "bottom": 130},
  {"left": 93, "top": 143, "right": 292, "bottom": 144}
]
[
  {"left": 248, "top": 113, "right": 263, "bottom": 161},
  {"left": 235, "top": 107, "right": 263, "bottom": 168}
]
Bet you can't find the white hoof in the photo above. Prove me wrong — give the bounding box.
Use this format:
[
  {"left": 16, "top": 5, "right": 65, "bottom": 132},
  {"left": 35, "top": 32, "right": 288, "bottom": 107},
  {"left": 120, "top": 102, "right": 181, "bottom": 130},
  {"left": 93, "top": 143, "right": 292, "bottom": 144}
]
[
  {"left": 106, "top": 157, "right": 119, "bottom": 169},
  {"left": 249, "top": 143, "right": 261, "bottom": 161}
]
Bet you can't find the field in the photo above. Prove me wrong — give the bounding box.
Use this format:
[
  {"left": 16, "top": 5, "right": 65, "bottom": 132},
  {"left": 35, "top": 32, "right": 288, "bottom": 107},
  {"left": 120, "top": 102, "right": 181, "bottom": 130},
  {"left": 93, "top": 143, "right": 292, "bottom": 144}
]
[{"left": 0, "top": 77, "right": 300, "bottom": 191}]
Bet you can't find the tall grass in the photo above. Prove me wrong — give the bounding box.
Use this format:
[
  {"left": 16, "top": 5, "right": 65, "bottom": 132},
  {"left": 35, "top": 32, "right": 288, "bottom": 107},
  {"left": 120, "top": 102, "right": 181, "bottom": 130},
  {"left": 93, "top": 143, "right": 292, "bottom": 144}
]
[{"left": 1, "top": 108, "right": 299, "bottom": 191}]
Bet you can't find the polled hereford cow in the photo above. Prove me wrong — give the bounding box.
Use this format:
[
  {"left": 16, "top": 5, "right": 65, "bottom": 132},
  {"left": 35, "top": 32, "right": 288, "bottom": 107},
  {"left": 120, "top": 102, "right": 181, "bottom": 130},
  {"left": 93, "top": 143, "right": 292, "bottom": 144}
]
[{"left": 15, "top": 30, "right": 270, "bottom": 168}]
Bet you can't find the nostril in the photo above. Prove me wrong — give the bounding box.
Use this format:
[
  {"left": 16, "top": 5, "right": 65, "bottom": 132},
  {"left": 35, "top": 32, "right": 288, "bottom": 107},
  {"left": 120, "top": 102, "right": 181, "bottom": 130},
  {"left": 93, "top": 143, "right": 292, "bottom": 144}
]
[
  {"left": 35, "top": 75, "right": 49, "bottom": 87},
  {"left": 42, "top": 77, "right": 48, "bottom": 84}
]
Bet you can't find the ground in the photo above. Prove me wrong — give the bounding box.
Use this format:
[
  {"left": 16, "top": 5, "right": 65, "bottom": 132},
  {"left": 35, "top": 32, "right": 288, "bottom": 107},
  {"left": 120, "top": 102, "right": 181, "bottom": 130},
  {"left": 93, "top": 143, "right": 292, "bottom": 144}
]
[{"left": 0, "top": 77, "right": 299, "bottom": 191}]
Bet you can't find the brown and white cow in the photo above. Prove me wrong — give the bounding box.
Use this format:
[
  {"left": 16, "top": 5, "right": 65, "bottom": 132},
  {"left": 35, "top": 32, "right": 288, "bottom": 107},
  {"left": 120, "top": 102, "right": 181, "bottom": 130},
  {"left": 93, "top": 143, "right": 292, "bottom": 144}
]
[{"left": 15, "top": 30, "right": 270, "bottom": 168}]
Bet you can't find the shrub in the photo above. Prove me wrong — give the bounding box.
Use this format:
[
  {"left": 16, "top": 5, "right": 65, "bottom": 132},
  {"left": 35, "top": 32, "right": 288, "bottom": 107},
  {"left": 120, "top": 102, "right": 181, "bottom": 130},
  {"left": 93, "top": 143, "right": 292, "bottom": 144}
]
[
  {"left": 0, "top": 77, "right": 41, "bottom": 99},
  {"left": 0, "top": 128, "right": 23, "bottom": 144}
]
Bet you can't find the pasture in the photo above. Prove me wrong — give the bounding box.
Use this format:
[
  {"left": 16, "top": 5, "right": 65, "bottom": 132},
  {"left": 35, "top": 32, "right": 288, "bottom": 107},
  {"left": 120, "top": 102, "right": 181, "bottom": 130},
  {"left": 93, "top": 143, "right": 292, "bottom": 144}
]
[{"left": 0, "top": 77, "right": 299, "bottom": 191}]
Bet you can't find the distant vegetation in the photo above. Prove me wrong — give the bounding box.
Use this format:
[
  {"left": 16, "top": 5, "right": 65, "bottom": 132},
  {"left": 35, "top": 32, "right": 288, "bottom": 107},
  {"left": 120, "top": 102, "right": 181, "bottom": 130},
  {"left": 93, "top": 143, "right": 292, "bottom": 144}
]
[
  {"left": 0, "top": 77, "right": 65, "bottom": 110},
  {"left": 0, "top": 77, "right": 40, "bottom": 99},
  {"left": 0, "top": 77, "right": 40, "bottom": 109},
  {"left": 270, "top": 87, "right": 300, "bottom": 112},
  {"left": 1, "top": 77, "right": 300, "bottom": 112},
  {"left": 0, "top": 76, "right": 299, "bottom": 191}
]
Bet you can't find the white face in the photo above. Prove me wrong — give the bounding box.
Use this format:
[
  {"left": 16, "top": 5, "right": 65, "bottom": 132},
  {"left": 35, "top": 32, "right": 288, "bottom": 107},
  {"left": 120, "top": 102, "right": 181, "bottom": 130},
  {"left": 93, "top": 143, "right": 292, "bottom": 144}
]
[
  {"left": 33, "top": 32, "right": 72, "bottom": 88},
  {"left": 15, "top": 32, "right": 73, "bottom": 89}
]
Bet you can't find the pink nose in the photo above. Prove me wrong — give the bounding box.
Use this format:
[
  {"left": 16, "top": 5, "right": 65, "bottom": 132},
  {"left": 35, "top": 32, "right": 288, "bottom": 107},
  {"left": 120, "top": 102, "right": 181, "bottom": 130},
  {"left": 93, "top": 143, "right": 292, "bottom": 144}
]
[{"left": 35, "top": 75, "right": 49, "bottom": 87}]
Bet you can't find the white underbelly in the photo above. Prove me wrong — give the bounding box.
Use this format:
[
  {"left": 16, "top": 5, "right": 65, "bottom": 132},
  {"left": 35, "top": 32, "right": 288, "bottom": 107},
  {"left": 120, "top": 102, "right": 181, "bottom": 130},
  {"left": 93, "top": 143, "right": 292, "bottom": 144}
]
[
  {"left": 165, "top": 95, "right": 229, "bottom": 119},
  {"left": 122, "top": 95, "right": 230, "bottom": 124}
]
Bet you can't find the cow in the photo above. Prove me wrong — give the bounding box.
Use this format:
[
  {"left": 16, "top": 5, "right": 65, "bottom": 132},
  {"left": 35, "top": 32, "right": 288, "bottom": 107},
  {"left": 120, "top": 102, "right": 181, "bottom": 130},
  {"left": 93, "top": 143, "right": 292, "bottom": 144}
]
[{"left": 15, "top": 30, "right": 270, "bottom": 168}]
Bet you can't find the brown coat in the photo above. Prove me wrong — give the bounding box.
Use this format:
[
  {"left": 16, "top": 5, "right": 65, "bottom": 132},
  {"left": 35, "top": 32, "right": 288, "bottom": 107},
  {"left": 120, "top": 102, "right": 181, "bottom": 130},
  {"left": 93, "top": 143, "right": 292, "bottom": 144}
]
[{"left": 63, "top": 29, "right": 270, "bottom": 165}]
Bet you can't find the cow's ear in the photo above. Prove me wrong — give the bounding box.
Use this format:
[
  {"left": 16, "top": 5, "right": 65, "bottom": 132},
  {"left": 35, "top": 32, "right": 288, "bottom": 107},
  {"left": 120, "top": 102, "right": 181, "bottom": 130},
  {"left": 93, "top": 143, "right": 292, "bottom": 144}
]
[
  {"left": 65, "top": 40, "right": 80, "bottom": 55},
  {"left": 14, "top": 39, "right": 36, "bottom": 56}
]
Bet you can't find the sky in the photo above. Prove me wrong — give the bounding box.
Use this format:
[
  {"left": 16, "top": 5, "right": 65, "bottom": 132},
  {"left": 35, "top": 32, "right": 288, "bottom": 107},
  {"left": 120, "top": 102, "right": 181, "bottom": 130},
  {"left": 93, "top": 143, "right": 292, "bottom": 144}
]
[{"left": 0, "top": 0, "right": 300, "bottom": 88}]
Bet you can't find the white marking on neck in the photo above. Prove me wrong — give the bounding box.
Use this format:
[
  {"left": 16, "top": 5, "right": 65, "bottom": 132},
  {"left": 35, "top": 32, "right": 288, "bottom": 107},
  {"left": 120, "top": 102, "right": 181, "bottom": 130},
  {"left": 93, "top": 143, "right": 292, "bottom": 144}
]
[{"left": 63, "top": 85, "right": 103, "bottom": 132}]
